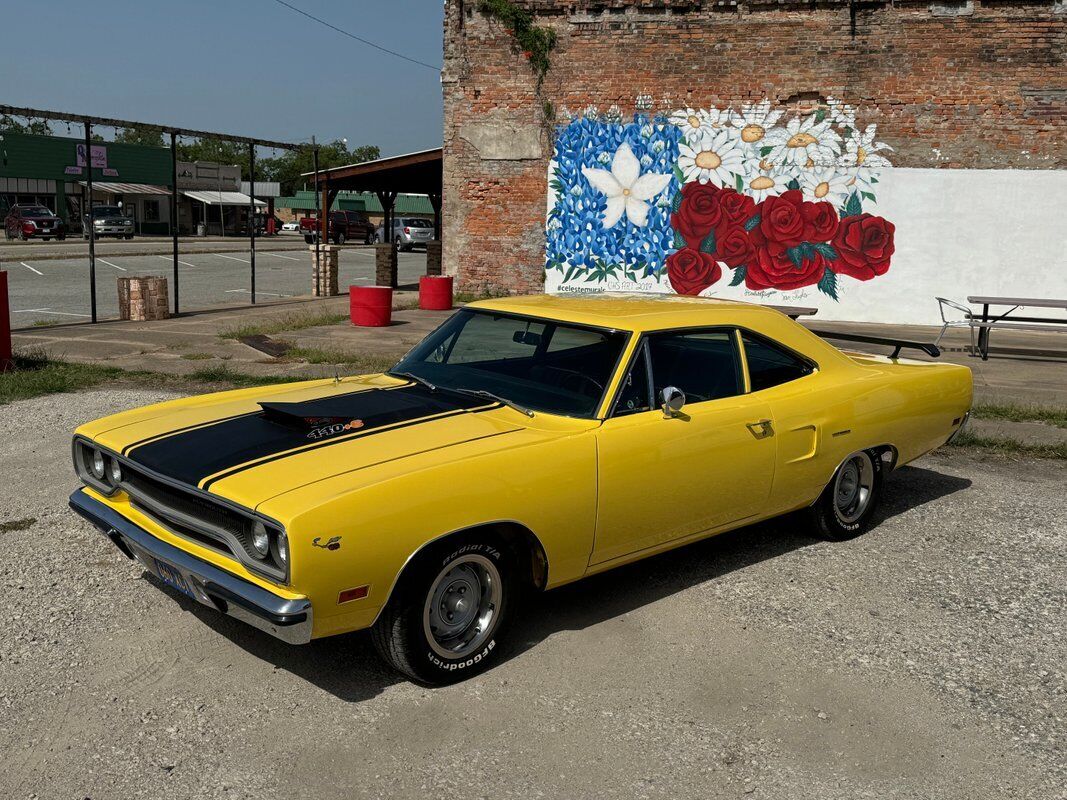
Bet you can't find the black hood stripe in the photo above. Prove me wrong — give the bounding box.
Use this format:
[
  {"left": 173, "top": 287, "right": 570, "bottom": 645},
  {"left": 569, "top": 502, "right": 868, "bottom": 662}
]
[
  {"left": 201, "top": 403, "right": 500, "bottom": 491},
  {"left": 119, "top": 383, "right": 407, "bottom": 456},
  {"left": 125, "top": 384, "right": 494, "bottom": 489}
]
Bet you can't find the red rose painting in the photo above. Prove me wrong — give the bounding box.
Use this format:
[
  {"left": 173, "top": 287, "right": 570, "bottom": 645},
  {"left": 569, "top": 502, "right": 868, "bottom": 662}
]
[
  {"left": 666, "top": 248, "right": 722, "bottom": 295},
  {"left": 832, "top": 213, "right": 896, "bottom": 280},
  {"left": 670, "top": 181, "right": 723, "bottom": 249}
]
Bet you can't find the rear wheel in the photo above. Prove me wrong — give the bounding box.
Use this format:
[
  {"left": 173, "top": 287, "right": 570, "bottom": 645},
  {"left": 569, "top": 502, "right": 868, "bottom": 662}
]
[
  {"left": 335, "top": 231, "right": 346, "bottom": 245},
  {"left": 372, "top": 537, "right": 514, "bottom": 684},
  {"left": 810, "top": 450, "right": 883, "bottom": 541}
]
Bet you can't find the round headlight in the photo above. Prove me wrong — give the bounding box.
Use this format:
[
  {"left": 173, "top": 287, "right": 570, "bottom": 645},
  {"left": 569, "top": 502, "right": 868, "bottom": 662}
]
[
  {"left": 91, "top": 449, "right": 106, "bottom": 479},
  {"left": 251, "top": 521, "right": 270, "bottom": 558},
  {"left": 275, "top": 535, "right": 288, "bottom": 566},
  {"left": 109, "top": 458, "right": 123, "bottom": 485}
]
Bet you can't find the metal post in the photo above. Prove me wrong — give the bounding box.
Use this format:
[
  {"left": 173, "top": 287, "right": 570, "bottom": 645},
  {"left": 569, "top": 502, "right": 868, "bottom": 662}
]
[
  {"left": 312, "top": 141, "right": 320, "bottom": 297},
  {"left": 249, "top": 142, "right": 256, "bottom": 304},
  {"left": 170, "top": 132, "right": 180, "bottom": 315},
  {"left": 85, "top": 122, "right": 97, "bottom": 323}
]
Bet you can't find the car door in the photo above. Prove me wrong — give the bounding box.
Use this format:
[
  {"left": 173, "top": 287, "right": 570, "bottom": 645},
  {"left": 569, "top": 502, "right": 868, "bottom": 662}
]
[{"left": 591, "top": 329, "right": 777, "bottom": 566}]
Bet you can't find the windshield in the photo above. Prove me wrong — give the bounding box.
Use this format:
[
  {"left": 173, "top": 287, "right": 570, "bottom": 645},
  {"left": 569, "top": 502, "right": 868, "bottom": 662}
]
[
  {"left": 23, "top": 207, "right": 54, "bottom": 217},
  {"left": 91, "top": 207, "right": 124, "bottom": 218},
  {"left": 391, "top": 309, "right": 628, "bottom": 418}
]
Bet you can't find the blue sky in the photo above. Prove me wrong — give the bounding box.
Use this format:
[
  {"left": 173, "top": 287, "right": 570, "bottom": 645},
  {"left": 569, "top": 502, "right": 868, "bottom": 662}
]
[{"left": 5, "top": 0, "right": 443, "bottom": 155}]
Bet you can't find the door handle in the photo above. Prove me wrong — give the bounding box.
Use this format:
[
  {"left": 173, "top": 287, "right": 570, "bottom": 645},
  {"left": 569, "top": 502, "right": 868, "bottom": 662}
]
[{"left": 746, "top": 419, "right": 774, "bottom": 439}]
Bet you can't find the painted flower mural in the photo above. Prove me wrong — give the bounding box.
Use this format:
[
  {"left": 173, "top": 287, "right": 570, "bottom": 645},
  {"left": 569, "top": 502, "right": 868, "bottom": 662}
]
[{"left": 545, "top": 100, "right": 895, "bottom": 302}]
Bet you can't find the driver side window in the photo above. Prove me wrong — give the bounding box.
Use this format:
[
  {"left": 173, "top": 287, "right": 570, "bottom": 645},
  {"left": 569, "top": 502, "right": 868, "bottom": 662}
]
[{"left": 646, "top": 330, "right": 743, "bottom": 405}]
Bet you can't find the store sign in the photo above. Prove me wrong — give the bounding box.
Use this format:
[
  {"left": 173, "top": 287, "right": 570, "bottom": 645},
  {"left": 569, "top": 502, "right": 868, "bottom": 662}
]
[
  {"left": 176, "top": 161, "right": 239, "bottom": 191},
  {"left": 102, "top": 168, "right": 119, "bottom": 177},
  {"left": 64, "top": 166, "right": 83, "bottom": 175},
  {"left": 75, "top": 144, "right": 108, "bottom": 168}
]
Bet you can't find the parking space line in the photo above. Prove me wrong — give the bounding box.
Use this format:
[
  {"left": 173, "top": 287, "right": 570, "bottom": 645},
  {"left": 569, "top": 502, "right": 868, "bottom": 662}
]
[
  {"left": 225, "top": 288, "right": 288, "bottom": 297},
  {"left": 264, "top": 252, "right": 302, "bottom": 261},
  {"left": 156, "top": 255, "right": 198, "bottom": 268},
  {"left": 215, "top": 254, "right": 249, "bottom": 263},
  {"left": 98, "top": 258, "right": 127, "bottom": 272},
  {"left": 19, "top": 262, "right": 44, "bottom": 275},
  {"left": 13, "top": 307, "right": 91, "bottom": 317}
]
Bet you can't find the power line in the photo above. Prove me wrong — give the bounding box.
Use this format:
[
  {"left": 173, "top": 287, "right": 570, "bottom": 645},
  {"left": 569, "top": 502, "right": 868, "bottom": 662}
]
[{"left": 271, "top": 0, "right": 440, "bottom": 72}]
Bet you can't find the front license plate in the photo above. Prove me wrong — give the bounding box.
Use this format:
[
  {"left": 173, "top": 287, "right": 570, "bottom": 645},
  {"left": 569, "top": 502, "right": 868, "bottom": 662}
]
[{"left": 154, "top": 558, "right": 195, "bottom": 599}]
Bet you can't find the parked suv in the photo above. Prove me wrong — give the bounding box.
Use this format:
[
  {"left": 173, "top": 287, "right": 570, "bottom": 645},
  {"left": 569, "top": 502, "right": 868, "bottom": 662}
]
[
  {"left": 4, "top": 205, "right": 66, "bottom": 241},
  {"left": 377, "top": 217, "right": 434, "bottom": 251},
  {"left": 301, "top": 210, "right": 375, "bottom": 245},
  {"left": 84, "top": 206, "right": 134, "bottom": 239}
]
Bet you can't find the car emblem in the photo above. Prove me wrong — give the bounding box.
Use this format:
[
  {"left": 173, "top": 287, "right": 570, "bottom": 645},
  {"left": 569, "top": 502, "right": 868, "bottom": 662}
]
[
  {"left": 306, "top": 419, "right": 364, "bottom": 440},
  {"left": 312, "top": 536, "right": 342, "bottom": 551}
]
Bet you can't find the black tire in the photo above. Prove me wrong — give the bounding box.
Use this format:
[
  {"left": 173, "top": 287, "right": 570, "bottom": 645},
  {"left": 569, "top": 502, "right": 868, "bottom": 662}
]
[
  {"left": 57, "top": 234, "right": 66, "bottom": 241},
  {"left": 335, "top": 231, "right": 346, "bottom": 245},
  {"left": 372, "top": 536, "right": 515, "bottom": 685},
  {"left": 365, "top": 232, "right": 373, "bottom": 245},
  {"left": 810, "top": 450, "right": 884, "bottom": 541}
]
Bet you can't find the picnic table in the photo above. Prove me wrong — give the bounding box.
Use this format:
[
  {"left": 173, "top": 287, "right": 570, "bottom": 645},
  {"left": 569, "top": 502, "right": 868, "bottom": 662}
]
[{"left": 968, "top": 296, "right": 1067, "bottom": 360}]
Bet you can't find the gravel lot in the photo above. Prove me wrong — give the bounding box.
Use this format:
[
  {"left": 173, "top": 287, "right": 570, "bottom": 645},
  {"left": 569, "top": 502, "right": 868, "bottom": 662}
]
[{"left": 1, "top": 390, "right": 1063, "bottom": 800}]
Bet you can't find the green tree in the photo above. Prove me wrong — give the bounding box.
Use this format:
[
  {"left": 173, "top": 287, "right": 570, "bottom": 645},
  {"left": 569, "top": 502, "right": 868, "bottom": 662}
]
[
  {"left": 114, "top": 127, "right": 165, "bottom": 147},
  {"left": 260, "top": 140, "right": 379, "bottom": 195},
  {"left": 0, "top": 115, "right": 52, "bottom": 135}
]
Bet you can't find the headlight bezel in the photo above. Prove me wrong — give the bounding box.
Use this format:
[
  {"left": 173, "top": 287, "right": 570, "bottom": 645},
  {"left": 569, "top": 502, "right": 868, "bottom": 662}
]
[{"left": 72, "top": 436, "right": 290, "bottom": 584}]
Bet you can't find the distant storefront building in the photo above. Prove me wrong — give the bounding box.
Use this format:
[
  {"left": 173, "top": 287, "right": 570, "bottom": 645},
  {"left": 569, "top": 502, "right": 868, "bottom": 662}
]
[
  {"left": 274, "top": 190, "right": 433, "bottom": 226},
  {"left": 0, "top": 131, "right": 264, "bottom": 236}
]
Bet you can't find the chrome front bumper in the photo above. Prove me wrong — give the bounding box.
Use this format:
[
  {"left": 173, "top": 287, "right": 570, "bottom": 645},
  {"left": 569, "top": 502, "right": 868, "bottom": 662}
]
[{"left": 69, "top": 489, "right": 312, "bottom": 644}]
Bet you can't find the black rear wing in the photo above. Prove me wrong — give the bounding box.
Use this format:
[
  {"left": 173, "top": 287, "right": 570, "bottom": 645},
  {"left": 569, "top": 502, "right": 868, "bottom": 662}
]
[{"left": 808, "top": 329, "right": 941, "bottom": 359}]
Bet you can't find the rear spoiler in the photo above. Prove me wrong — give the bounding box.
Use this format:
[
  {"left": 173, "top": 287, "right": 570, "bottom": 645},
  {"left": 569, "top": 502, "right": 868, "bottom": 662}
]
[{"left": 808, "top": 329, "right": 941, "bottom": 359}]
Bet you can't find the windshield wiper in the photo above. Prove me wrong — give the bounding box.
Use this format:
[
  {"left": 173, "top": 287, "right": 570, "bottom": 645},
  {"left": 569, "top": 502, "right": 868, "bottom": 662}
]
[
  {"left": 451, "top": 388, "right": 534, "bottom": 417},
  {"left": 388, "top": 371, "right": 437, "bottom": 392}
]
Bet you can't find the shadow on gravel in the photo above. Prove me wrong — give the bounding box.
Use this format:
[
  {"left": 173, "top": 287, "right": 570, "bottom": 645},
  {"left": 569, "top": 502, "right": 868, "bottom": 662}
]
[{"left": 144, "top": 462, "right": 970, "bottom": 701}]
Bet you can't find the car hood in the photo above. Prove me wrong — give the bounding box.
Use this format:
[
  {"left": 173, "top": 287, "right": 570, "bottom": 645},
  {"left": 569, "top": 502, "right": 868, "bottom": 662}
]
[{"left": 83, "top": 376, "right": 527, "bottom": 510}]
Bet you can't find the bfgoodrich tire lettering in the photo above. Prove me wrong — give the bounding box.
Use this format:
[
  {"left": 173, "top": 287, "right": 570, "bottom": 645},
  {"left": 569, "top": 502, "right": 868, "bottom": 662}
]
[
  {"left": 810, "top": 450, "right": 884, "bottom": 541},
  {"left": 371, "top": 538, "right": 514, "bottom": 684}
]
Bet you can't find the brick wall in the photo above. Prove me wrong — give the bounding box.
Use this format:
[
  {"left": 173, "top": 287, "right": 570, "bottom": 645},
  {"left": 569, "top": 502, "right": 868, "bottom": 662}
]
[{"left": 443, "top": 0, "right": 1065, "bottom": 293}]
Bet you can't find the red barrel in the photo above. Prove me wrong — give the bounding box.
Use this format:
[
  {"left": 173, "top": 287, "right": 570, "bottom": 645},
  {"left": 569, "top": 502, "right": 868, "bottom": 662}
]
[
  {"left": 0, "top": 271, "right": 11, "bottom": 372},
  {"left": 350, "top": 285, "right": 393, "bottom": 327},
  {"left": 419, "top": 275, "right": 453, "bottom": 311}
]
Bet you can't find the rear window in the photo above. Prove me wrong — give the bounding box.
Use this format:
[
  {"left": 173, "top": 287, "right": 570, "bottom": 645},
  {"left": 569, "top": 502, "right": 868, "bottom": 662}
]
[
  {"left": 403, "top": 218, "right": 432, "bottom": 228},
  {"left": 741, "top": 332, "right": 813, "bottom": 391}
]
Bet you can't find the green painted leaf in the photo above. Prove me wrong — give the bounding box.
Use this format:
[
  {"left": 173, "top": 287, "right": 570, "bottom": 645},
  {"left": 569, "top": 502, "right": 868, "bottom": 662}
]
[
  {"left": 840, "top": 125, "right": 852, "bottom": 139},
  {"left": 735, "top": 174, "right": 745, "bottom": 192},
  {"left": 670, "top": 189, "right": 682, "bottom": 213},
  {"left": 699, "top": 228, "right": 717, "bottom": 255},
  {"left": 759, "top": 146, "right": 774, "bottom": 157},
  {"left": 673, "top": 165, "right": 685, "bottom": 184},
  {"left": 744, "top": 213, "right": 761, "bottom": 232},
  {"left": 814, "top": 108, "right": 827, "bottom": 124},
  {"left": 729, "top": 266, "right": 747, "bottom": 287},
  {"left": 861, "top": 191, "right": 876, "bottom": 202},
  {"left": 786, "top": 178, "right": 801, "bottom": 191},
  {"left": 813, "top": 242, "right": 838, "bottom": 261},
  {"left": 549, "top": 179, "right": 564, "bottom": 193},
  {"left": 817, "top": 268, "right": 839, "bottom": 301},
  {"left": 786, "top": 246, "right": 804, "bottom": 268},
  {"left": 673, "top": 230, "right": 686, "bottom": 249},
  {"left": 842, "top": 192, "right": 863, "bottom": 218}
]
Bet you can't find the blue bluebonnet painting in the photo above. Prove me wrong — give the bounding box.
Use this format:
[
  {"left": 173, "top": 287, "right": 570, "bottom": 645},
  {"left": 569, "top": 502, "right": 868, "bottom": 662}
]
[{"left": 546, "top": 115, "right": 683, "bottom": 285}]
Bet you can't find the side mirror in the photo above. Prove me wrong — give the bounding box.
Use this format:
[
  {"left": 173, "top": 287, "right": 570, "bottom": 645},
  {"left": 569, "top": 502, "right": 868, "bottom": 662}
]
[{"left": 661, "top": 386, "right": 686, "bottom": 418}]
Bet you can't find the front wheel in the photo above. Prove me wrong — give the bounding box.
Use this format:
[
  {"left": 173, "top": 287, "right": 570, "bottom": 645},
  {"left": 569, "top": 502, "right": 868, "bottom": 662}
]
[
  {"left": 810, "top": 450, "right": 884, "bottom": 541},
  {"left": 372, "top": 538, "right": 514, "bottom": 684},
  {"left": 335, "top": 231, "right": 346, "bottom": 245}
]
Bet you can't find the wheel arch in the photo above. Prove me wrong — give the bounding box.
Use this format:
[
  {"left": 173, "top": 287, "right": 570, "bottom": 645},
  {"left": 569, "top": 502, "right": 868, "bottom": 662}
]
[
  {"left": 811, "top": 443, "right": 897, "bottom": 506},
  {"left": 371, "top": 519, "right": 550, "bottom": 626}
]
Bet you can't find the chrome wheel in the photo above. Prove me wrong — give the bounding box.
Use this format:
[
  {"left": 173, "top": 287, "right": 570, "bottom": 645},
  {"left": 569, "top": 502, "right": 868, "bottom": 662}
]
[
  {"left": 834, "top": 452, "right": 875, "bottom": 525},
  {"left": 423, "top": 554, "right": 502, "bottom": 659}
]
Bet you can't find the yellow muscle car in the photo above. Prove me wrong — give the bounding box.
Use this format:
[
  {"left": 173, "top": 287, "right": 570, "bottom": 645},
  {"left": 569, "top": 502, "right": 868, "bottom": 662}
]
[{"left": 70, "top": 294, "right": 972, "bottom": 683}]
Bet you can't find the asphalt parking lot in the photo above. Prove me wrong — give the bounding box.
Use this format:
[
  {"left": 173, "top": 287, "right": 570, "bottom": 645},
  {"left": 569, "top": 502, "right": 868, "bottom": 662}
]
[
  {"left": 1, "top": 390, "right": 1064, "bottom": 800},
  {"left": 2, "top": 244, "right": 428, "bottom": 327}
]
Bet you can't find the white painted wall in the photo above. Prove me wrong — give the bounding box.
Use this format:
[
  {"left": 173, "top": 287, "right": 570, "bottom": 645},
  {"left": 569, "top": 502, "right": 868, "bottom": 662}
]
[{"left": 547, "top": 168, "right": 1067, "bottom": 326}]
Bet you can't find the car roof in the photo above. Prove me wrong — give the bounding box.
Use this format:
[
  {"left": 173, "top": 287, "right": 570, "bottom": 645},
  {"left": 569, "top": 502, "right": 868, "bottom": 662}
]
[{"left": 467, "top": 293, "right": 789, "bottom": 333}]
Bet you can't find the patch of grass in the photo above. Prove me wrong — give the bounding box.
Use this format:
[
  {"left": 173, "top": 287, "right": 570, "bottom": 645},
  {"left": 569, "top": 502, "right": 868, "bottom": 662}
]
[
  {"left": 947, "top": 430, "right": 1067, "bottom": 460},
  {"left": 0, "top": 517, "right": 36, "bottom": 533},
  {"left": 282, "top": 345, "right": 397, "bottom": 373},
  {"left": 219, "top": 310, "right": 349, "bottom": 340},
  {"left": 0, "top": 349, "right": 128, "bottom": 405},
  {"left": 971, "top": 402, "right": 1067, "bottom": 429},
  {"left": 187, "top": 364, "right": 296, "bottom": 388},
  {"left": 180, "top": 352, "right": 215, "bottom": 361}
]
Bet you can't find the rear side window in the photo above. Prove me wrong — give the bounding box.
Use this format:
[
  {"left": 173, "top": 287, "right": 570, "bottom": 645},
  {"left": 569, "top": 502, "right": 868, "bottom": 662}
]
[
  {"left": 742, "top": 332, "right": 813, "bottom": 391},
  {"left": 647, "top": 330, "right": 743, "bottom": 404}
]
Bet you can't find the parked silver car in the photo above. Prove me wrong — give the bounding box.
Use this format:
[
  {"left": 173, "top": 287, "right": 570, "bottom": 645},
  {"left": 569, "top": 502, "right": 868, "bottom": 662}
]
[
  {"left": 84, "top": 205, "right": 135, "bottom": 239},
  {"left": 376, "top": 217, "right": 435, "bottom": 251}
]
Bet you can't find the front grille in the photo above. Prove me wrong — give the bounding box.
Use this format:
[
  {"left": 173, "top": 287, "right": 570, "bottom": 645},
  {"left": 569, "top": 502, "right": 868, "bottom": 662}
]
[{"left": 122, "top": 466, "right": 253, "bottom": 559}]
